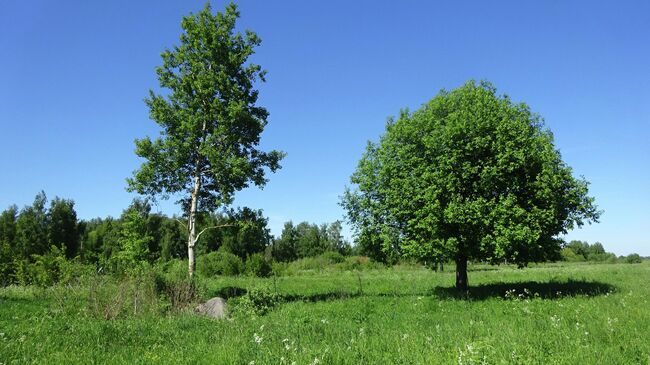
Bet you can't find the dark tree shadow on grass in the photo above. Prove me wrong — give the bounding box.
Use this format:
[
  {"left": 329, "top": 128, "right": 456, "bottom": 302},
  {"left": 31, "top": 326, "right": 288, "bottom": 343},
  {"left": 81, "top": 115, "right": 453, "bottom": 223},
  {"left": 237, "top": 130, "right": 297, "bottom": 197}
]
[
  {"left": 282, "top": 291, "right": 363, "bottom": 303},
  {"left": 212, "top": 286, "right": 247, "bottom": 300},
  {"left": 431, "top": 280, "right": 616, "bottom": 301},
  {"left": 0, "top": 296, "right": 36, "bottom": 304},
  {"left": 210, "top": 286, "right": 364, "bottom": 303},
  {"left": 208, "top": 280, "right": 616, "bottom": 311}
]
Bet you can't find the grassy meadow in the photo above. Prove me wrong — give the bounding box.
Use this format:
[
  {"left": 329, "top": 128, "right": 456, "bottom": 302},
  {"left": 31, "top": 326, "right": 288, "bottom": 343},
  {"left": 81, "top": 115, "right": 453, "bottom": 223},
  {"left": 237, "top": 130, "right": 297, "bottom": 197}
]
[{"left": 1, "top": 261, "right": 649, "bottom": 364}]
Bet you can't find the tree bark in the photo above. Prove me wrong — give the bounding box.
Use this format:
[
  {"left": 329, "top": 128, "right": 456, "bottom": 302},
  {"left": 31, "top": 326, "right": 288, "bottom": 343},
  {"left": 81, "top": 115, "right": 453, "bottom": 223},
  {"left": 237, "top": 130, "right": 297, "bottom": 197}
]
[
  {"left": 455, "top": 256, "right": 468, "bottom": 291},
  {"left": 187, "top": 173, "right": 201, "bottom": 277}
]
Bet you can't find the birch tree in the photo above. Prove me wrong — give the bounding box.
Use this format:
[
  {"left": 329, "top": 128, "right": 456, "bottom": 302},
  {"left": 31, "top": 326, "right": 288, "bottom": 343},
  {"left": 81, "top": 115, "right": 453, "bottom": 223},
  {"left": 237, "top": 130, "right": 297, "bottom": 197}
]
[{"left": 127, "top": 3, "right": 284, "bottom": 276}]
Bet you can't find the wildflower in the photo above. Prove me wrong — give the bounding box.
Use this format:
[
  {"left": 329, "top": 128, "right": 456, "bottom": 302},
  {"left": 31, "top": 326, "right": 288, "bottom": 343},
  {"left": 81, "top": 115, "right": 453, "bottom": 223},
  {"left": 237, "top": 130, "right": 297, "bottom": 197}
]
[
  {"left": 321, "top": 318, "right": 329, "bottom": 324},
  {"left": 550, "top": 315, "right": 560, "bottom": 327},
  {"left": 253, "top": 333, "right": 263, "bottom": 344},
  {"left": 310, "top": 357, "right": 320, "bottom": 365}
]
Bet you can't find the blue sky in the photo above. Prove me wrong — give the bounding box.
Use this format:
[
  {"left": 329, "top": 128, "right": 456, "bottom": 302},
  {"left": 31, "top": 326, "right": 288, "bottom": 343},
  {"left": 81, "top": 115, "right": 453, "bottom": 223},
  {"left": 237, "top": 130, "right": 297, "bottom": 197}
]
[{"left": 0, "top": 1, "right": 648, "bottom": 256}]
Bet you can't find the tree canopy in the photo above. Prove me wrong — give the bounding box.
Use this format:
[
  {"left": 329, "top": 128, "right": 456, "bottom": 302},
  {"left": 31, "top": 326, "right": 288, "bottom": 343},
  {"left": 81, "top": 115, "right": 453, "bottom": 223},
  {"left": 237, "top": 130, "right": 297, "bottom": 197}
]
[
  {"left": 342, "top": 81, "right": 600, "bottom": 289},
  {"left": 127, "top": 2, "right": 284, "bottom": 276}
]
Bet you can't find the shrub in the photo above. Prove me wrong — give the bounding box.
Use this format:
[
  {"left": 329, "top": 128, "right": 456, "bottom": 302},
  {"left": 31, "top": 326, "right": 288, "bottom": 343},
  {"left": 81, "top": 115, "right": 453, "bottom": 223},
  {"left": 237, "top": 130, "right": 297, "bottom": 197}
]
[
  {"left": 154, "top": 259, "right": 205, "bottom": 311},
  {"left": 287, "top": 256, "right": 328, "bottom": 271},
  {"left": 625, "top": 253, "right": 642, "bottom": 264},
  {"left": 58, "top": 259, "right": 96, "bottom": 285},
  {"left": 321, "top": 251, "right": 345, "bottom": 264},
  {"left": 230, "top": 287, "right": 282, "bottom": 316},
  {"left": 13, "top": 246, "right": 94, "bottom": 287},
  {"left": 197, "top": 249, "right": 243, "bottom": 277},
  {"left": 336, "top": 256, "right": 384, "bottom": 271},
  {"left": 560, "top": 247, "right": 584, "bottom": 262},
  {"left": 85, "top": 271, "right": 161, "bottom": 320},
  {"left": 245, "top": 253, "right": 272, "bottom": 277},
  {"left": 271, "top": 261, "right": 289, "bottom": 276}
]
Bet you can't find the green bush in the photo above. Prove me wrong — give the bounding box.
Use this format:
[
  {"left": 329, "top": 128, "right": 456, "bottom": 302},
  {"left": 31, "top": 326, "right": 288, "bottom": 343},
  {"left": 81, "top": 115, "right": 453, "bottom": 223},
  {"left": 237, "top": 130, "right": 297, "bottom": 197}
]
[
  {"left": 270, "top": 261, "right": 289, "bottom": 276},
  {"left": 12, "top": 246, "right": 94, "bottom": 287},
  {"left": 282, "top": 255, "right": 383, "bottom": 273},
  {"left": 197, "top": 249, "right": 243, "bottom": 277},
  {"left": 560, "top": 247, "right": 584, "bottom": 262},
  {"left": 245, "top": 253, "right": 272, "bottom": 277},
  {"left": 58, "top": 259, "right": 96, "bottom": 285},
  {"left": 336, "top": 256, "right": 384, "bottom": 271},
  {"left": 154, "top": 259, "right": 205, "bottom": 311},
  {"left": 85, "top": 272, "right": 161, "bottom": 320},
  {"left": 230, "top": 287, "right": 282, "bottom": 316},
  {"left": 287, "top": 256, "right": 329, "bottom": 271},
  {"left": 625, "top": 253, "right": 642, "bottom": 264},
  {"left": 321, "top": 251, "right": 345, "bottom": 264}
]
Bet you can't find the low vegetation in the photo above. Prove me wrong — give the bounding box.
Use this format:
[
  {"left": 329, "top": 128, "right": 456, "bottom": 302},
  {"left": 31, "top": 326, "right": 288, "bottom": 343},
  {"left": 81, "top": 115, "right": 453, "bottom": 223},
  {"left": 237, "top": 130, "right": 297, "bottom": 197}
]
[{"left": 1, "top": 261, "right": 649, "bottom": 364}]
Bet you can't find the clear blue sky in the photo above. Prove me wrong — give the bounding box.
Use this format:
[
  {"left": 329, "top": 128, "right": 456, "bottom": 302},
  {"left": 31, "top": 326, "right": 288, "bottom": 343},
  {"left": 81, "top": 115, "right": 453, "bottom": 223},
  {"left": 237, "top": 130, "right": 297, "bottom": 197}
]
[{"left": 1, "top": 1, "right": 648, "bottom": 256}]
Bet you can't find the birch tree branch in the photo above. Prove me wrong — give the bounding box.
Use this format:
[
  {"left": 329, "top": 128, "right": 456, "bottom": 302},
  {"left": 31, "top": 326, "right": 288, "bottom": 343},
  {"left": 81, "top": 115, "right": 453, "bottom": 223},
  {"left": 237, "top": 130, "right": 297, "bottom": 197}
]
[{"left": 195, "top": 223, "right": 238, "bottom": 243}]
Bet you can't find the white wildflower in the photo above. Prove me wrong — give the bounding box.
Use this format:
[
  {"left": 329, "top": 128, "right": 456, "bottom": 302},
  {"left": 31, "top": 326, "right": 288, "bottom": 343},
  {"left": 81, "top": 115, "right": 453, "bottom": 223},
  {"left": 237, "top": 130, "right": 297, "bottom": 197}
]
[
  {"left": 550, "top": 315, "right": 560, "bottom": 327},
  {"left": 253, "top": 333, "right": 263, "bottom": 344}
]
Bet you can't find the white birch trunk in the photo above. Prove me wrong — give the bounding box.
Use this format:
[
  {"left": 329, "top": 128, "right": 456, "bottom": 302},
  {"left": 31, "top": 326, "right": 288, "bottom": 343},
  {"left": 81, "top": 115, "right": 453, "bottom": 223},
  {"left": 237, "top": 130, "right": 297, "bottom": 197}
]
[{"left": 187, "top": 173, "right": 201, "bottom": 277}]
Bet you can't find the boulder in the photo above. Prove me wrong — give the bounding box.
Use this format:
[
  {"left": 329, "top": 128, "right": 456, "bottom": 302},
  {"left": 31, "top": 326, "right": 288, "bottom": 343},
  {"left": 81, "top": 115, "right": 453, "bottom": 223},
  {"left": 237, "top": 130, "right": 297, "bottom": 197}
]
[{"left": 195, "top": 297, "right": 227, "bottom": 319}]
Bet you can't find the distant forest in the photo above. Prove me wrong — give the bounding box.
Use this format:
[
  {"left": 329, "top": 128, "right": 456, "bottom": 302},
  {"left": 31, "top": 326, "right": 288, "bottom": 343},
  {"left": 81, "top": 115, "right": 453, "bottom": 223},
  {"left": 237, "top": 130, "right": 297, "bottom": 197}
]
[
  {"left": 0, "top": 191, "right": 351, "bottom": 285},
  {"left": 0, "top": 192, "right": 642, "bottom": 286}
]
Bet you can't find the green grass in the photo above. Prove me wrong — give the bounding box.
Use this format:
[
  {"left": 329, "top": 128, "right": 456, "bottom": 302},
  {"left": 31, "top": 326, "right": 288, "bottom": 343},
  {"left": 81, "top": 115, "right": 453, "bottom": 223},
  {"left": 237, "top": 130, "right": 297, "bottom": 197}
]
[{"left": 1, "top": 262, "right": 649, "bottom": 364}]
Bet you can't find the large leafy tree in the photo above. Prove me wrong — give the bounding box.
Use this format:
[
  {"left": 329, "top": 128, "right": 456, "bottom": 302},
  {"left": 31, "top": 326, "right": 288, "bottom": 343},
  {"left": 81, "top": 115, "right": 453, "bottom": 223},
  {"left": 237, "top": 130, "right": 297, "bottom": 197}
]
[
  {"left": 128, "top": 3, "right": 284, "bottom": 276},
  {"left": 0, "top": 205, "right": 18, "bottom": 284},
  {"left": 342, "top": 81, "right": 600, "bottom": 290},
  {"left": 48, "top": 197, "right": 79, "bottom": 259},
  {"left": 272, "top": 221, "right": 298, "bottom": 262},
  {"left": 112, "top": 200, "right": 153, "bottom": 272},
  {"left": 15, "top": 192, "right": 49, "bottom": 259},
  {"left": 220, "top": 207, "right": 271, "bottom": 259}
]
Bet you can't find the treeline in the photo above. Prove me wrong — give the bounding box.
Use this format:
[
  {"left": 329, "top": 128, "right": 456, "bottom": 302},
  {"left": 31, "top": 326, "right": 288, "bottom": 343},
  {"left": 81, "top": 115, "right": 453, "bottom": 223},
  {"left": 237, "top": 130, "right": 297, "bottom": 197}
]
[
  {"left": 0, "top": 192, "right": 350, "bottom": 285},
  {"left": 561, "top": 240, "right": 643, "bottom": 263}
]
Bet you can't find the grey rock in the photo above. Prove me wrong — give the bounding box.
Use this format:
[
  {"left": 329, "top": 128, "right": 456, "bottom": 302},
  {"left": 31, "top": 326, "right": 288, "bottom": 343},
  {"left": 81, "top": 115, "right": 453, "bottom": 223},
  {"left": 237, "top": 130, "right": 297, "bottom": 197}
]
[{"left": 195, "top": 297, "right": 227, "bottom": 319}]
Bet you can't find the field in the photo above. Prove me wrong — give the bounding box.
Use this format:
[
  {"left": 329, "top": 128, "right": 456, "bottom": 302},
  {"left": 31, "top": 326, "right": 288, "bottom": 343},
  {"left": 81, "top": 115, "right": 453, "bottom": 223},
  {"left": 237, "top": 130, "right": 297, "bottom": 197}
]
[{"left": 1, "top": 262, "right": 649, "bottom": 364}]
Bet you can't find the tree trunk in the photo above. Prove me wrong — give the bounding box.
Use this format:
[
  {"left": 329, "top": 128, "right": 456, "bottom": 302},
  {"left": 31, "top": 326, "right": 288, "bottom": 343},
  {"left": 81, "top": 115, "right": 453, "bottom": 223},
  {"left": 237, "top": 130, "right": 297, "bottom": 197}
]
[
  {"left": 455, "top": 256, "right": 468, "bottom": 291},
  {"left": 188, "top": 121, "right": 207, "bottom": 277},
  {"left": 187, "top": 173, "right": 201, "bottom": 277}
]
